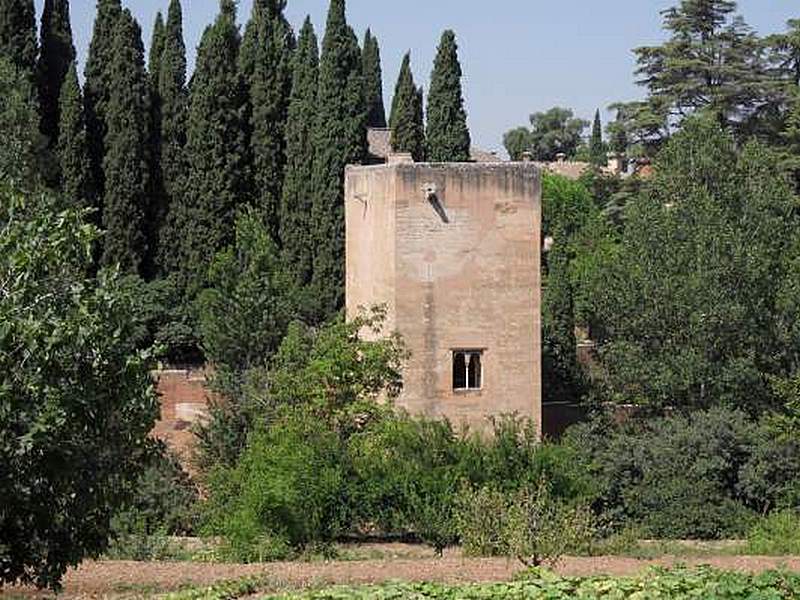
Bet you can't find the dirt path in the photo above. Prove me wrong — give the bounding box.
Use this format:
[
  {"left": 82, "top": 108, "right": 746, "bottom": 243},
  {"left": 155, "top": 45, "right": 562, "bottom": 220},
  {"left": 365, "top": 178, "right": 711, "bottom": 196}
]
[{"left": 5, "top": 554, "right": 800, "bottom": 599}]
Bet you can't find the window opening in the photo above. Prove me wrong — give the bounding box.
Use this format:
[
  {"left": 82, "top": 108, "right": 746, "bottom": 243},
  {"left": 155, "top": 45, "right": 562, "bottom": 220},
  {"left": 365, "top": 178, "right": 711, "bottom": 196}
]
[{"left": 453, "top": 350, "right": 483, "bottom": 391}]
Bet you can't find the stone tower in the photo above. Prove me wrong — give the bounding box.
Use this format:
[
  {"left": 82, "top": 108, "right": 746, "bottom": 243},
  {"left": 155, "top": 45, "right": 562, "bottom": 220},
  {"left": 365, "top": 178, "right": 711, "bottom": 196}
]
[{"left": 345, "top": 162, "right": 542, "bottom": 434}]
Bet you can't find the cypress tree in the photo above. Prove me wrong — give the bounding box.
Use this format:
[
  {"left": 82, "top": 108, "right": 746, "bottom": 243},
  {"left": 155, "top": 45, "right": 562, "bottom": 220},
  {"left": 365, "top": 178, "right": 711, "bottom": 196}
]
[
  {"left": 362, "top": 28, "right": 386, "bottom": 128},
  {"left": 101, "top": 9, "right": 150, "bottom": 273},
  {"left": 36, "top": 0, "right": 76, "bottom": 150},
  {"left": 57, "top": 61, "right": 93, "bottom": 207},
  {"left": 173, "top": 0, "right": 247, "bottom": 296},
  {"left": 0, "top": 0, "right": 37, "bottom": 76},
  {"left": 280, "top": 16, "right": 318, "bottom": 293},
  {"left": 155, "top": 0, "right": 187, "bottom": 274},
  {"left": 589, "top": 109, "right": 606, "bottom": 166},
  {"left": 426, "top": 30, "right": 471, "bottom": 162},
  {"left": 311, "top": 0, "right": 367, "bottom": 321},
  {"left": 84, "top": 0, "right": 121, "bottom": 209},
  {"left": 389, "top": 52, "right": 425, "bottom": 161},
  {"left": 148, "top": 11, "right": 165, "bottom": 87},
  {"left": 239, "top": 0, "right": 295, "bottom": 243}
]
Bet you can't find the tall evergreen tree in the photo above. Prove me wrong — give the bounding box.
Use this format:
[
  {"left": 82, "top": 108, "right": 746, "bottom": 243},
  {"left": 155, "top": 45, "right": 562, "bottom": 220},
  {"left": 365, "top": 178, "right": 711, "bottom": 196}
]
[
  {"left": 36, "top": 0, "right": 76, "bottom": 150},
  {"left": 589, "top": 109, "right": 606, "bottom": 166},
  {"left": 311, "top": 0, "right": 367, "bottom": 320},
  {"left": 148, "top": 11, "right": 165, "bottom": 87},
  {"left": 57, "top": 61, "right": 92, "bottom": 206},
  {"left": 101, "top": 9, "right": 150, "bottom": 273},
  {"left": 0, "top": 0, "right": 37, "bottom": 76},
  {"left": 426, "top": 30, "right": 471, "bottom": 162},
  {"left": 362, "top": 28, "right": 386, "bottom": 128},
  {"left": 172, "top": 0, "right": 247, "bottom": 296},
  {"left": 280, "top": 16, "right": 318, "bottom": 294},
  {"left": 389, "top": 52, "right": 425, "bottom": 161},
  {"left": 155, "top": 0, "right": 187, "bottom": 274},
  {"left": 632, "top": 0, "right": 767, "bottom": 140},
  {"left": 84, "top": 0, "right": 121, "bottom": 211},
  {"left": 239, "top": 0, "right": 295, "bottom": 244}
]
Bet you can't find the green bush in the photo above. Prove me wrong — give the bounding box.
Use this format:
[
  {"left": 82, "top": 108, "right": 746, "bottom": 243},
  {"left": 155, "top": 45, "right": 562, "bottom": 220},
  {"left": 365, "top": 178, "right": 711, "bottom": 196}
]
[
  {"left": 202, "top": 411, "right": 348, "bottom": 561},
  {"left": 455, "top": 486, "right": 509, "bottom": 557},
  {"left": 746, "top": 510, "right": 800, "bottom": 556},
  {"left": 564, "top": 408, "right": 760, "bottom": 539}
]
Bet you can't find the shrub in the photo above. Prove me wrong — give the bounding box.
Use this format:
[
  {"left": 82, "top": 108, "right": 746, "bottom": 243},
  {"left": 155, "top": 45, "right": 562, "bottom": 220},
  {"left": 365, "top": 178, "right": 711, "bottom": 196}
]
[
  {"left": 503, "top": 479, "right": 596, "bottom": 567},
  {"left": 564, "top": 407, "right": 759, "bottom": 539},
  {"left": 455, "top": 486, "right": 509, "bottom": 557},
  {"left": 746, "top": 510, "right": 800, "bottom": 556},
  {"left": 202, "top": 411, "right": 348, "bottom": 561}
]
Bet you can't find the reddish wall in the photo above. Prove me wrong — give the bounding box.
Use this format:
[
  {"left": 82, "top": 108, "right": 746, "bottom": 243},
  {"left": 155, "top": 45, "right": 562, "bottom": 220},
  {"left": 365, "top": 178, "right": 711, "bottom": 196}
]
[{"left": 152, "top": 368, "right": 211, "bottom": 464}]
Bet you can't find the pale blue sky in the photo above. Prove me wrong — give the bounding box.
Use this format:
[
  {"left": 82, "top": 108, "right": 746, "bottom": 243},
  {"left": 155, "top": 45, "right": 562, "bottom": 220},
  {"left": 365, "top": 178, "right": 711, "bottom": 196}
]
[{"left": 35, "top": 1, "right": 800, "bottom": 151}]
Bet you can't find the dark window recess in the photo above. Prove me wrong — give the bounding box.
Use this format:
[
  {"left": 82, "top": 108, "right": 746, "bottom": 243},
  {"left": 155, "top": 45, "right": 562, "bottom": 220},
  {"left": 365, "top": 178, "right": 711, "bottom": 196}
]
[{"left": 453, "top": 350, "right": 483, "bottom": 391}]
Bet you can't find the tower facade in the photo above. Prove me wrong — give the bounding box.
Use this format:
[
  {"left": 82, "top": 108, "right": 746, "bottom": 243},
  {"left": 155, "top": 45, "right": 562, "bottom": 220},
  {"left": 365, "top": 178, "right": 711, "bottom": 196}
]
[{"left": 346, "top": 162, "right": 541, "bottom": 433}]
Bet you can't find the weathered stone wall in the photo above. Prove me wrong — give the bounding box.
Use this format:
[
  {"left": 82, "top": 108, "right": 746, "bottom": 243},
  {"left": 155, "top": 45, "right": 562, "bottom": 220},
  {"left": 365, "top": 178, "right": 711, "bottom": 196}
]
[{"left": 346, "top": 163, "right": 542, "bottom": 434}]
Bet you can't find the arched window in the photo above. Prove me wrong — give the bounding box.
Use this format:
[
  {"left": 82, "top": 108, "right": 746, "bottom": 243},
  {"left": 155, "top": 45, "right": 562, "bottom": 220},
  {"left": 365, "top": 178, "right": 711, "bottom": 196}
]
[{"left": 453, "top": 350, "right": 483, "bottom": 391}]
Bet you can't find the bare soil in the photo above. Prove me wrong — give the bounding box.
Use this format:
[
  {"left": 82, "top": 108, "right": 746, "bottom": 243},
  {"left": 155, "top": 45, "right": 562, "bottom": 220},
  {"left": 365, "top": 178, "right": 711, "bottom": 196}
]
[{"left": 4, "top": 545, "right": 800, "bottom": 599}]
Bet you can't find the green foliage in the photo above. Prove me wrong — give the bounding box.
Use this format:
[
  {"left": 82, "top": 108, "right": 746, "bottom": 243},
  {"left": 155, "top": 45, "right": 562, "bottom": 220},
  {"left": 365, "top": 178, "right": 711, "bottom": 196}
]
[
  {"left": 106, "top": 444, "right": 198, "bottom": 560},
  {"left": 0, "top": 188, "right": 159, "bottom": 590},
  {"left": 425, "top": 30, "right": 471, "bottom": 162},
  {"left": 198, "top": 209, "right": 292, "bottom": 373},
  {"left": 84, "top": 0, "right": 121, "bottom": 205},
  {"left": 36, "top": 0, "right": 76, "bottom": 155},
  {"left": 147, "top": 11, "right": 165, "bottom": 89},
  {"left": 747, "top": 510, "right": 800, "bottom": 556},
  {"left": 0, "top": 57, "right": 40, "bottom": 187},
  {"left": 267, "top": 567, "right": 800, "bottom": 600},
  {"left": 239, "top": 0, "right": 295, "bottom": 243},
  {"left": 0, "top": 0, "right": 36, "bottom": 76},
  {"left": 155, "top": 0, "right": 187, "bottom": 276},
  {"left": 505, "top": 107, "right": 587, "bottom": 161},
  {"left": 310, "top": 0, "right": 366, "bottom": 321},
  {"left": 362, "top": 28, "right": 387, "bottom": 128},
  {"left": 564, "top": 407, "right": 773, "bottom": 539},
  {"left": 163, "top": 577, "right": 265, "bottom": 600},
  {"left": 171, "top": 0, "right": 248, "bottom": 299},
  {"left": 589, "top": 119, "right": 800, "bottom": 410},
  {"left": 504, "top": 479, "right": 596, "bottom": 567},
  {"left": 57, "top": 62, "right": 93, "bottom": 207},
  {"left": 389, "top": 53, "right": 425, "bottom": 162},
  {"left": 279, "top": 17, "right": 318, "bottom": 302},
  {"left": 100, "top": 9, "right": 150, "bottom": 274}
]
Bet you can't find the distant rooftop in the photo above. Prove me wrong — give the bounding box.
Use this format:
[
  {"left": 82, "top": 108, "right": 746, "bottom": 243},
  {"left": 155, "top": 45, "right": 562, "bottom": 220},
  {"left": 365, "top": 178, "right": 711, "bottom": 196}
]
[{"left": 366, "top": 128, "right": 504, "bottom": 164}]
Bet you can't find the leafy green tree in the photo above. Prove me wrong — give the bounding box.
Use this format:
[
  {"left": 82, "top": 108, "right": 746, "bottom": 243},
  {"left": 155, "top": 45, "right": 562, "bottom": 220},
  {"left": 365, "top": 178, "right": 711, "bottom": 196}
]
[
  {"left": 57, "top": 61, "right": 93, "bottom": 206},
  {"left": 198, "top": 209, "right": 293, "bottom": 375},
  {"left": 100, "top": 9, "right": 150, "bottom": 273},
  {"left": 589, "top": 109, "right": 606, "bottom": 166},
  {"left": 0, "top": 57, "right": 39, "bottom": 186},
  {"left": 84, "top": 0, "right": 121, "bottom": 208},
  {"left": 239, "top": 0, "right": 295, "bottom": 244},
  {"left": 503, "top": 127, "right": 533, "bottom": 161},
  {"left": 0, "top": 187, "right": 159, "bottom": 591},
  {"left": 279, "top": 16, "right": 318, "bottom": 298},
  {"left": 310, "top": 0, "right": 366, "bottom": 321},
  {"left": 513, "top": 107, "right": 587, "bottom": 161},
  {"left": 36, "top": 0, "right": 76, "bottom": 153},
  {"left": 155, "top": 0, "right": 187, "bottom": 274},
  {"left": 607, "top": 106, "right": 630, "bottom": 156},
  {"left": 0, "top": 0, "right": 37, "bottom": 76},
  {"left": 425, "top": 30, "right": 471, "bottom": 162},
  {"left": 362, "top": 28, "right": 387, "bottom": 128},
  {"left": 589, "top": 118, "right": 800, "bottom": 411},
  {"left": 172, "top": 0, "right": 248, "bottom": 297},
  {"left": 389, "top": 52, "right": 425, "bottom": 161}
]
